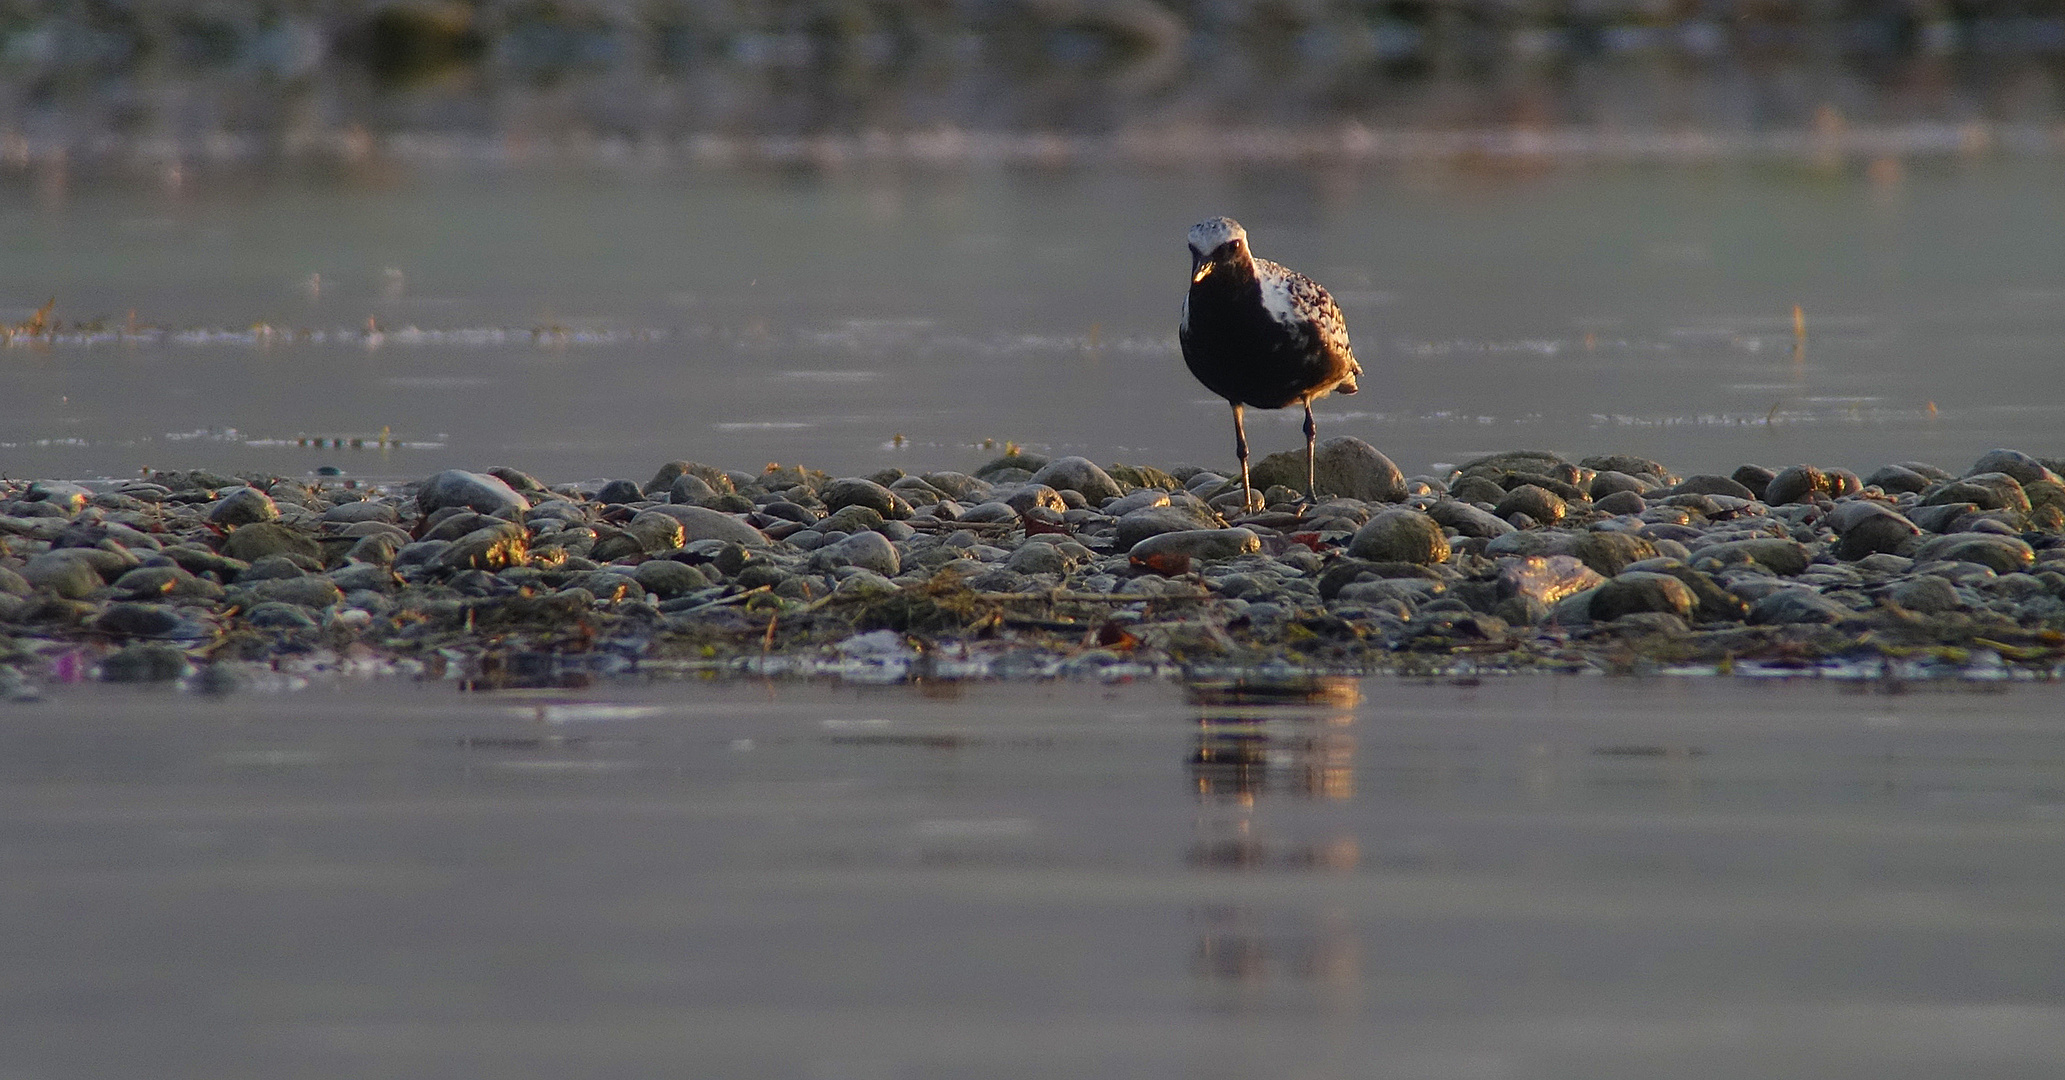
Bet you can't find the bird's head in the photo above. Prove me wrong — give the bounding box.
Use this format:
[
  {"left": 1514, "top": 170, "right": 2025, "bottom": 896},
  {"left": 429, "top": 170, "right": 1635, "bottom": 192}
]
[{"left": 1187, "top": 217, "right": 1251, "bottom": 284}]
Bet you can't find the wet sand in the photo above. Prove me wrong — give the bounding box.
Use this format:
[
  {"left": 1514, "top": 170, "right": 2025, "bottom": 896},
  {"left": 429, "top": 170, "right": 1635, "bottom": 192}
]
[{"left": 3, "top": 676, "right": 2062, "bottom": 1078}]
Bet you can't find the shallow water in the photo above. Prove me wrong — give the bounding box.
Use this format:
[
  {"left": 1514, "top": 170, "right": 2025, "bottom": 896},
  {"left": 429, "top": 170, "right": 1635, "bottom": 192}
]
[
  {"left": 4, "top": 157, "right": 2064, "bottom": 484},
  {"left": 3, "top": 676, "right": 2063, "bottom": 1078}
]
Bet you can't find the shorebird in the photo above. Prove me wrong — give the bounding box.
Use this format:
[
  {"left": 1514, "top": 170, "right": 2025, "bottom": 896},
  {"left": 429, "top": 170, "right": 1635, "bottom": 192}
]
[{"left": 1179, "top": 216, "right": 1361, "bottom": 512}]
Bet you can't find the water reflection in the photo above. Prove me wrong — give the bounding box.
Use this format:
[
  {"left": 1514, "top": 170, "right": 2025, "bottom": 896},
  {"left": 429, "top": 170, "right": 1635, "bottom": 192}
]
[{"left": 1185, "top": 677, "right": 1363, "bottom": 1001}]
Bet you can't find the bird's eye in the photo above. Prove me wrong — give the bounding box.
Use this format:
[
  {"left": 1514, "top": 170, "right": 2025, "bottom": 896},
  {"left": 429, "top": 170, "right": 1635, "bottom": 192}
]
[{"left": 1230, "top": 238, "right": 1244, "bottom": 251}]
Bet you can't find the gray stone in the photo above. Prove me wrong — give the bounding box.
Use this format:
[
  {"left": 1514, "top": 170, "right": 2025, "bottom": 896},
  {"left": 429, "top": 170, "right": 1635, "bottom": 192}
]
[
  {"left": 1731, "top": 465, "right": 1777, "bottom": 500},
  {"left": 1864, "top": 464, "right": 1931, "bottom": 494},
  {"left": 245, "top": 602, "right": 320, "bottom": 629},
  {"left": 1749, "top": 588, "right": 1855, "bottom": 625},
  {"left": 1129, "top": 528, "right": 1262, "bottom": 565},
  {"left": 221, "top": 522, "right": 322, "bottom": 564},
  {"left": 1915, "top": 534, "right": 2034, "bottom": 575},
  {"left": 1250, "top": 436, "right": 1406, "bottom": 503},
  {"left": 645, "top": 460, "right": 735, "bottom": 497},
  {"left": 1560, "top": 531, "right": 1658, "bottom": 578},
  {"left": 668, "top": 474, "right": 720, "bottom": 505},
  {"left": 1424, "top": 499, "right": 1513, "bottom": 539},
  {"left": 1103, "top": 490, "right": 1171, "bottom": 516},
  {"left": 417, "top": 469, "right": 530, "bottom": 516},
  {"left": 94, "top": 602, "right": 184, "bottom": 637},
  {"left": 1496, "top": 555, "right": 1605, "bottom": 607},
  {"left": 1006, "top": 543, "right": 1073, "bottom": 575},
  {"left": 1888, "top": 575, "right": 1963, "bottom": 613},
  {"left": 0, "top": 565, "right": 33, "bottom": 597},
  {"left": 640, "top": 505, "right": 769, "bottom": 547},
  {"left": 1115, "top": 505, "right": 1225, "bottom": 548},
  {"left": 1694, "top": 538, "right": 1811, "bottom": 575},
  {"left": 1764, "top": 465, "right": 1827, "bottom": 506},
  {"left": 1672, "top": 475, "right": 1757, "bottom": 500},
  {"left": 100, "top": 643, "right": 189, "bottom": 682},
  {"left": 1590, "top": 572, "right": 1696, "bottom": 621},
  {"left": 208, "top": 487, "right": 280, "bottom": 527},
  {"left": 21, "top": 551, "right": 105, "bottom": 598},
  {"left": 821, "top": 477, "right": 914, "bottom": 520},
  {"left": 812, "top": 530, "right": 901, "bottom": 577},
  {"left": 1969, "top": 449, "right": 2059, "bottom": 487},
  {"left": 1653, "top": 565, "right": 1750, "bottom": 623},
  {"left": 1492, "top": 485, "right": 1567, "bottom": 525},
  {"left": 993, "top": 484, "right": 1067, "bottom": 515},
  {"left": 1923, "top": 475, "right": 2029, "bottom": 513},
  {"left": 1593, "top": 490, "right": 1646, "bottom": 516},
  {"left": 1348, "top": 510, "right": 1451, "bottom": 565},
  {"left": 328, "top": 563, "right": 399, "bottom": 594},
  {"left": 920, "top": 472, "right": 992, "bottom": 501},
  {"left": 432, "top": 522, "right": 530, "bottom": 572},
  {"left": 237, "top": 555, "right": 309, "bottom": 582},
  {"left": 1588, "top": 471, "right": 1651, "bottom": 498},
  {"left": 250, "top": 577, "right": 344, "bottom": 609},
  {"left": 1907, "top": 502, "right": 1979, "bottom": 533},
  {"left": 1830, "top": 502, "right": 1921, "bottom": 560},
  {"left": 423, "top": 511, "right": 504, "bottom": 543},
  {"left": 26, "top": 480, "right": 92, "bottom": 514},
  {"left": 321, "top": 500, "right": 399, "bottom": 524},
  {"left": 632, "top": 559, "right": 709, "bottom": 599},
  {"left": 1448, "top": 475, "right": 1506, "bottom": 504},
  {"left": 1027, "top": 457, "right": 1124, "bottom": 503}
]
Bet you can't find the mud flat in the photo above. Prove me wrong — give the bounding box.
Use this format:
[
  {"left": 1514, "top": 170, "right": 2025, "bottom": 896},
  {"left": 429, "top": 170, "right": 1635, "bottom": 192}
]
[{"left": 6, "top": 440, "right": 2065, "bottom": 694}]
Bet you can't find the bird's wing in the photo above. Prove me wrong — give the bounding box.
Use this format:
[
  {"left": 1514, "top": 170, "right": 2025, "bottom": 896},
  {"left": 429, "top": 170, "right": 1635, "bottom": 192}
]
[{"left": 1257, "top": 259, "right": 1358, "bottom": 373}]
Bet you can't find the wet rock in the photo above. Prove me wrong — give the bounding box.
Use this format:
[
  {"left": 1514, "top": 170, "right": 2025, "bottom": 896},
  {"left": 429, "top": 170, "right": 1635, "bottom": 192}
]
[
  {"left": 1694, "top": 537, "right": 1811, "bottom": 576},
  {"left": 1116, "top": 504, "right": 1225, "bottom": 548},
  {"left": 249, "top": 577, "right": 344, "bottom": 609},
  {"left": 1496, "top": 555, "right": 1605, "bottom": 607},
  {"left": 1493, "top": 484, "right": 1566, "bottom": 525},
  {"left": 94, "top": 602, "right": 185, "bottom": 637},
  {"left": 21, "top": 551, "right": 106, "bottom": 599},
  {"left": 1887, "top": 575, "right": 1963, "bottom": 613},
  {"left": 238, "top": 555, "right": 310, "bottom": 582},
  {"left": 1864, "top": 464, "right": 1932, "bottom": 494},
  {"left": 1925, "top": 473, "right": 2030, "bottom": 514},
  {"left": 1560, "top": 531, "right": 1658, "bottom": 577},
  {"left": 1587, "top": 471, "right": 1651, "bottom": 499},
  {"left": 1129, "top": 528, "right": 1261, "bottom": 565},
  {"left": 1250, "top": 436, "right": 1405, "bottom": 502},
  {"left": 820, "top": 478, "right": 913, "bottom": 520},
  {"left": 328, "top": 563, "right": 399, "bottom": 594},
  {"left": 1748, "top": 588, "right": 1855, "bottom": 625},
  {"left": 1348, "top": 510, "right": 1450, "bottom": 565},
  {"left": 1914, "top": 533, "right": 2034, "bottom": 575},
  {"left": 1763, "top": 465, "right": 1827, "bottom": 506},
  {"left": 26, "top": 480, "right": 92, "bottom": 514},
  {"left": 245, "top": 602, "right": 320, "bottom": 630},
  {"left": 417, "top": 469, "right": 530, "bottom": 516},
  {"left": 1590, "top": 572, "right": 1696, "bottom": 621},
  {"left": 632, "top": 559, "right": 708, "bottom": 599},
  {"left": 595, "top": 479, "right": 644, "bottom": 505},
  {"left": 1906, "top": 502, "right": 1978, "bottom": 534},
  {"left": 1830, "top": 502, "right": 1921, "bottom": 560},
  {"left": 1673, "top": 475, "right": 1757, "bottom": 500},
  {"left": 641, "top": 505, "right": 768, "bottom": 547},
  {"left": 1650, "top": 565, "right": 1750, "bottom": 623},
  {"left": 322, "top": 500, "right": 399, "bottom": 524},
  {"left": 208, "top": 487, "right": 280, "bottom": 527},
  {"left": 1448, "top": 475, "right": 1506, "bottom": 504},
  {"left": 1593, "top": 490, "right": 1646, "bottom": 516},
  {"left": 1424, "top": 499, "right": 1513, "bottom": 539},
  {"left": 812, "top": 530, "right": 901, "bottom": 577},
  {"left": 1579, "top": 454, "right": 1671, "bottom": 486},
  {"left": 432, "top": 522, "right": 530, "bottom": 572},
  {"left": 1730, "top": 465, "right": 1777, "bottom": 500},
  {"left": 1968, "top": 449, "right": 2059, "bottom": 487},
  {"left": 100, "top": 643, "right": 189, "bottom": 682},
  {"left": 221, "top": 522, "right": 323, "bottom": 564},
  {"left": 1026, "top": 457, "right": 1123, "bottom": 503},
  {"left": 645, "top": 460, "right": 734, "bottom": 497}
]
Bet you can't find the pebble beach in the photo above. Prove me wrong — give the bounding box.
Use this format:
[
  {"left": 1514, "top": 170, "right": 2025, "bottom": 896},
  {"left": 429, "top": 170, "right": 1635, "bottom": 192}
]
[{"left": 6, "top": 437, "right": 2065, "bottom": 694}]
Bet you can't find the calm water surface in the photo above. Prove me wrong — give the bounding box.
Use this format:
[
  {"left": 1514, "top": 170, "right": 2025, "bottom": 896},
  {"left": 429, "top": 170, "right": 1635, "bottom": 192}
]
[
  {"left": 4, "top": 159, "right": 2064, "bottom": 483},
  {"left": 2, "top": 676, "right": 2063, "bottom": 1078}
]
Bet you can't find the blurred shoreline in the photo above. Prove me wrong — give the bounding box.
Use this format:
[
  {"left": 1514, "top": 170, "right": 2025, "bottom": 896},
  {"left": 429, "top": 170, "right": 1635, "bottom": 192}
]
[{"left": 6, "top": 2, "right": 2065, "bottom": 174}]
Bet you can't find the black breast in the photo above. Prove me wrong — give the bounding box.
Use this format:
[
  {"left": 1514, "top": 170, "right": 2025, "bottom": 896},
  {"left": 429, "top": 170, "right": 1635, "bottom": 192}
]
[{"left": 1181, "top": 274, "right": 1337, "bottom": 410}]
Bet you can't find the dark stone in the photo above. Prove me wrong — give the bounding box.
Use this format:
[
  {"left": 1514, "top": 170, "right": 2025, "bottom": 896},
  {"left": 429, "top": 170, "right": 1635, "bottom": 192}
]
[
  {"left": 1907, "top": 502, "right": 1979, "bottom": 534},
  {"left": 208, "top": 487, "right": 280, "bottom": 527},
  {"left": 1027, "top": 457, "right": 1125, "bottom": 503},
  {"left": 100, "top": 644, "right": 188, "bottom": 682},
  {"left": 1924, "top": 474, "right": 2029, "bottom": 513},
  {"left": 1915, "top": 534, "right": 2035, "bottom": 575},
  {"left": 1587, "top": 471, "right": 1650, "bottom": 499},
  {"left": 1748, "top": 588, "right": 1855, "bottom": 625},
  {"left": 1864, "top": 464, "right": 1931, "bottom": 494},
  {"left": 1968, "top": 449, "right": 2058, "bottom": 487},
  {"left": 1560, "top": 531, "right": 1658, "bottom": 578},
  {"left": 1695, "top": 538, "right": 1811, "bottom": 575},
  {"left": 94, "top": 602, "right": 182, "bottom": 637},
  {"left": 1674, "top": 474, "right": 1757, "bottom": 500},
  {"left": 1764, "top": 465, "right": 1826, "bottom": 506},
  {"left": 416, "top": 469, "right": 530, "bottom": 516},
  {"left": 1653, "top": 566, "right": 1750, "bottom": 623},
  {"left": 1729, "top": 465, "right": 1777, "bottom": 500},
  {"left": 1590, "top": 572, "right": 1696, "bottom": 621},
  {"left": 1129, "top": 528, "right": 1261, "bottom": 565},
  {"left": 1593, "top": 490, "right": 1646, "bottom": 516},
  {"left": 1496, "top": 555, "right": 1605, "bottom": 607},
  {"left": 1423, "top": 499, "right": 1513, "bottom": 539},
  {"left": 1829, "top": 502, "right": 1920, "bottom": 560},
  {"left": 1347, "top": 510, "right": 1450, "bottom": 565},
  {"left": 1493, "top": 484, "right": 1566, "bottom": 526},
  {"left": 1578, "top": 454, "right": 1671, "bottom": 485},
  {"left": 1249, "top": 436, "right": 1406, "bottom": 503},
  {"left": 596, "top": 479, "right": 644, "bottom": 505},
  {"left": 221, "top": 522, "right": 323, "bottom": 564}
]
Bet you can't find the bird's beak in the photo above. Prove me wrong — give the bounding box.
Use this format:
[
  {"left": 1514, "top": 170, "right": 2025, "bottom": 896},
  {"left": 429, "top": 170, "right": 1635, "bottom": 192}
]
[{"left": 1192, "top": 262, "right": 1213, "bottom": 283}]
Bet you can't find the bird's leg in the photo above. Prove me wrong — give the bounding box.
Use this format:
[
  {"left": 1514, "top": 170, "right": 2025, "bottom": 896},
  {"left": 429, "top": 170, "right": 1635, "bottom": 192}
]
[
  {"left": 1231, "top": 402, "right": 1258, "bottom": 513},
  {"left": 1303, "top": 400, "right": 1319, "bottom": 510}
]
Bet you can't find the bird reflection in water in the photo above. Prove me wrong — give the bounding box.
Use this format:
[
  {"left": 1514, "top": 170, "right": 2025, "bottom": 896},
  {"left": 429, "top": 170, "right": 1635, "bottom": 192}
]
[{"left": 1185, "top": 677, "right": 1363, "bottom": 1001}]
